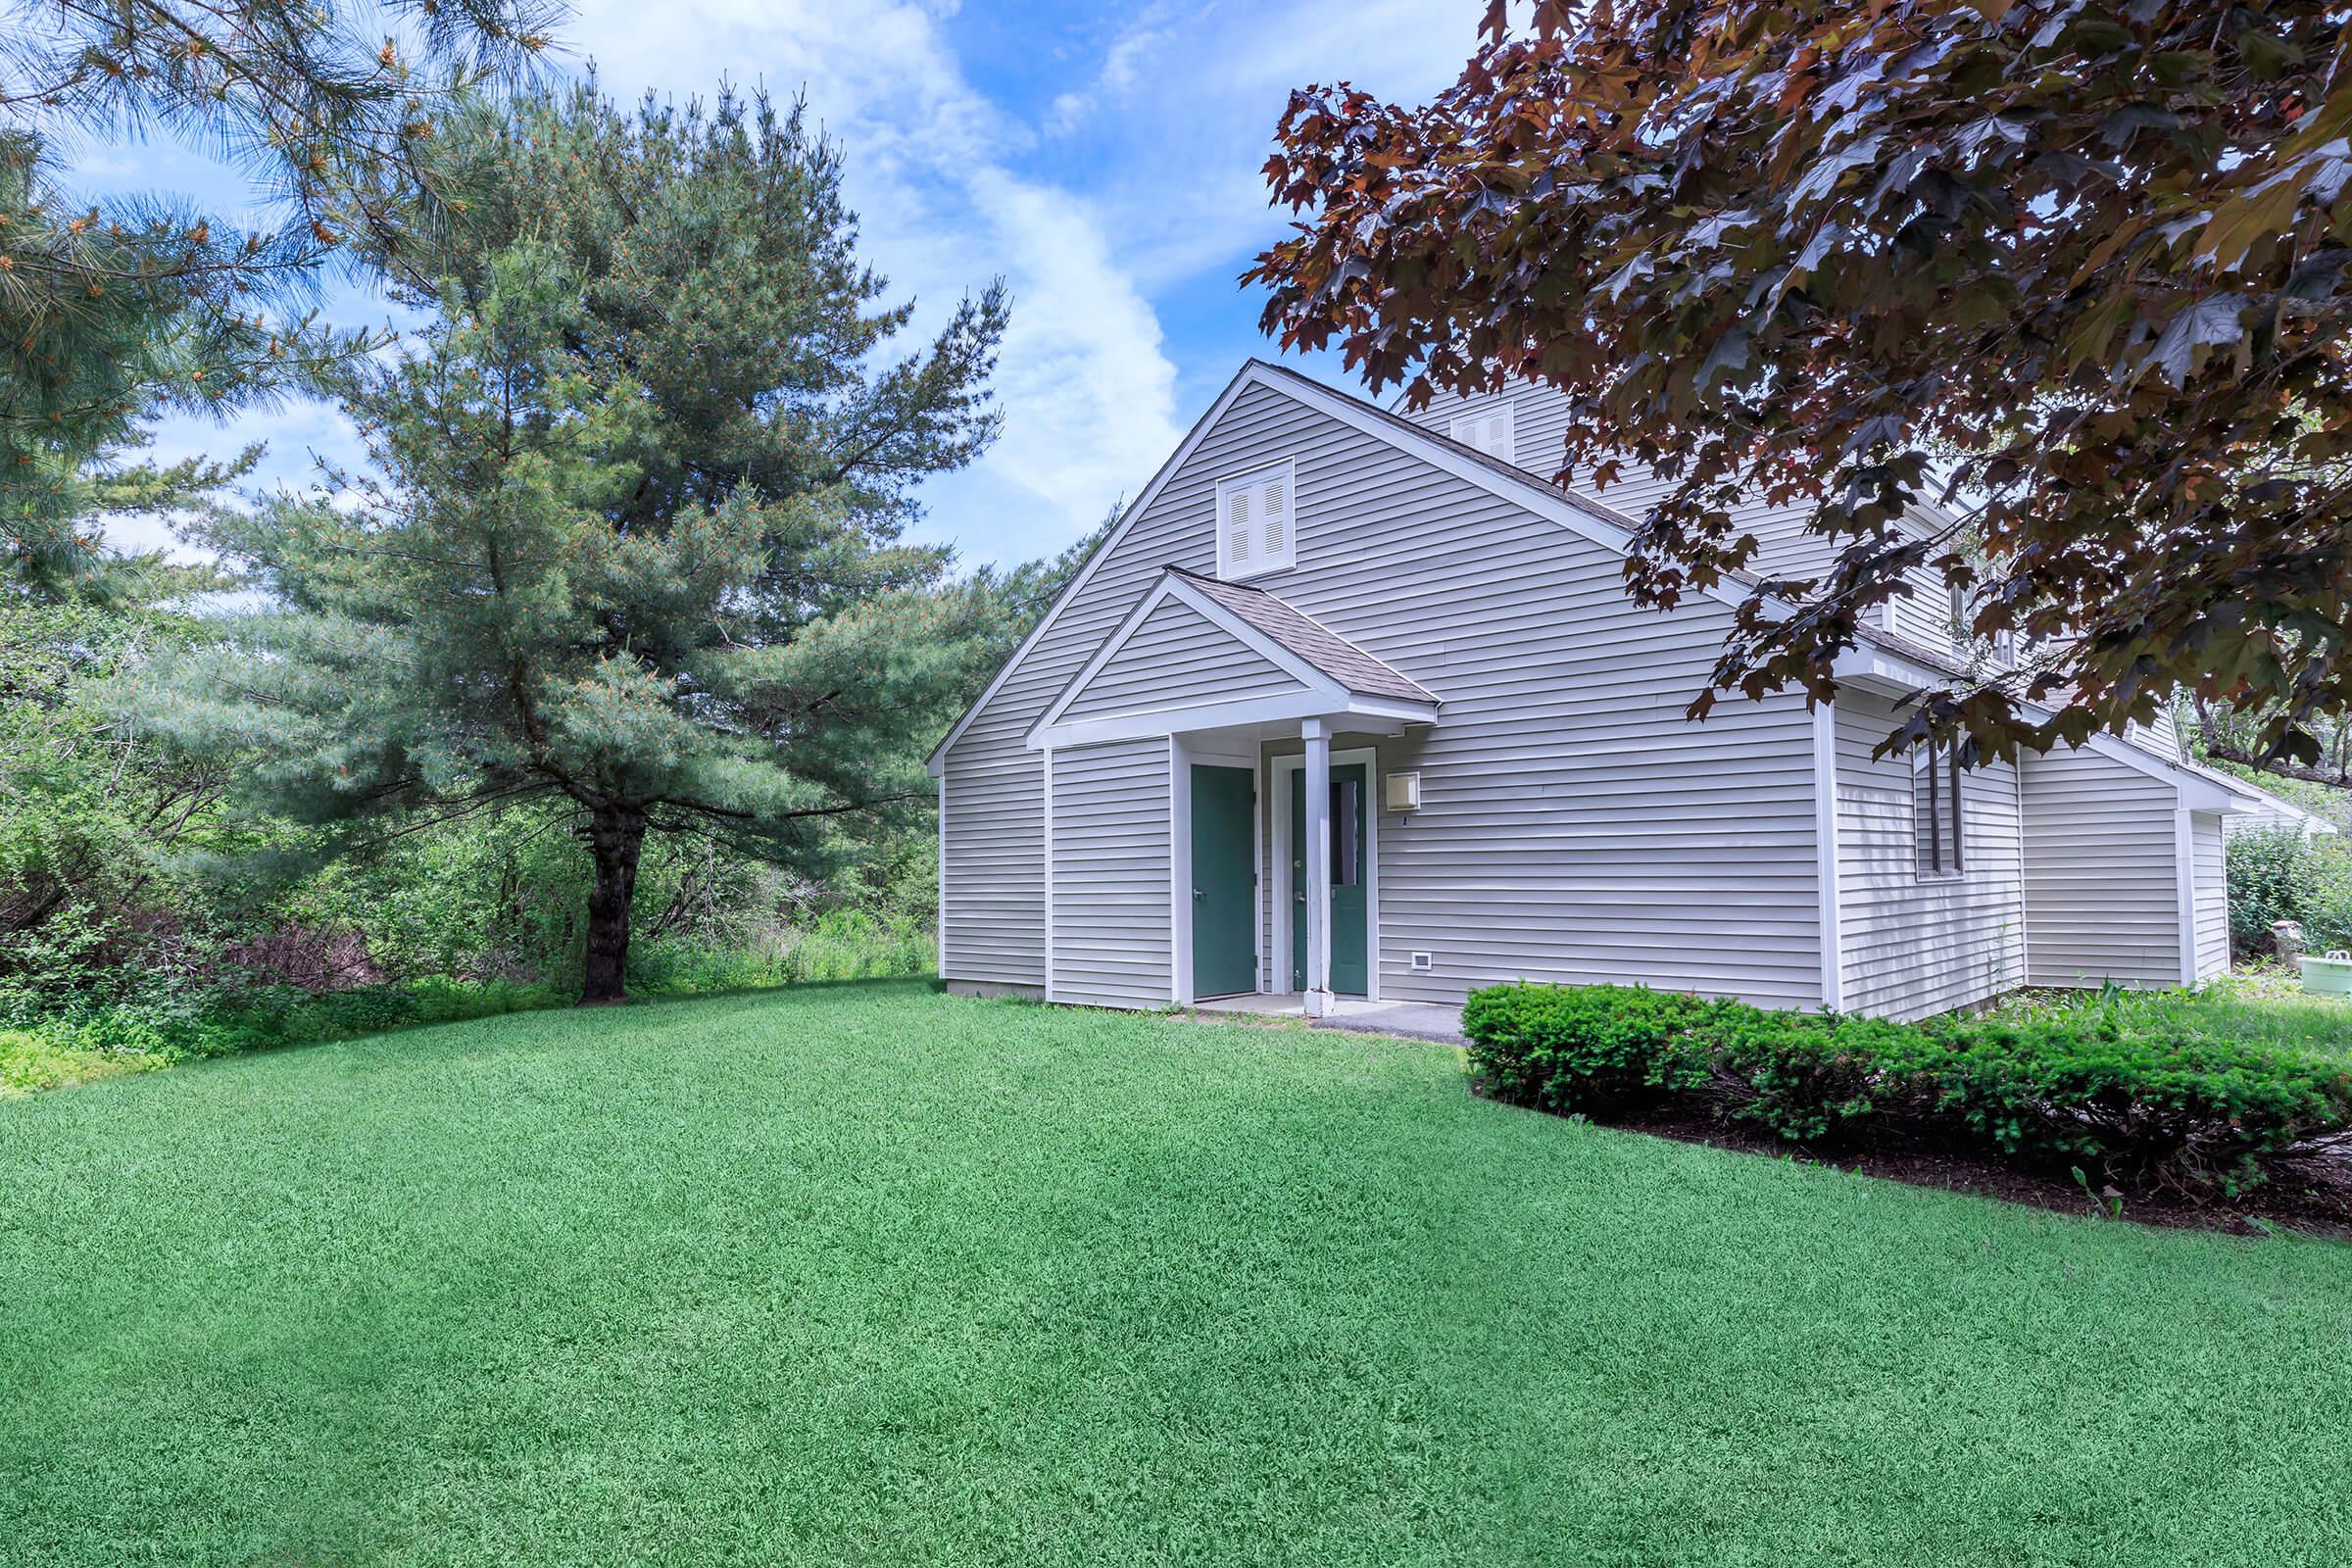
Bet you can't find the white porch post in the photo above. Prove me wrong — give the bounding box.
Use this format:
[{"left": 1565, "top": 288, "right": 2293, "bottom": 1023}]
[{"left": 1301, "top": 718, "right": 1334, "bottom": 1018}]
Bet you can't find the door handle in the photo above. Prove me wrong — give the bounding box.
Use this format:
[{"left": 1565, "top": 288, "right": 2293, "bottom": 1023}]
[
  {"left": 1193, "top": 888, "right": 1205, "bottom": 900},
  {"left": 1294, "top": 890, "right": 1306, "bottom": 902}
]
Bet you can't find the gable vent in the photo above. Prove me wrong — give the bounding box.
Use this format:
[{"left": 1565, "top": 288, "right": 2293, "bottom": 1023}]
[
  {"left": 1215, "top": 460, "right": 1297, "bottom": 580},
  {"left": 1449, "top": 401, "right": 1517, "bottom": 465}
]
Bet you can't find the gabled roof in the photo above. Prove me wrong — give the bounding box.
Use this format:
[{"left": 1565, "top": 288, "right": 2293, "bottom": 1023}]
[
  {"left": 2173, "top": 755, "right": 2332, "bottom": 826},
  {"left": 924, "top": 357, "right": 2264, "bottom": 805},
  {"left": 1165, "top": 568, "right": 1435, "bottom": 704},
  {"left": 1023, "top": 568, "right": 1440, "bottom": 752}
]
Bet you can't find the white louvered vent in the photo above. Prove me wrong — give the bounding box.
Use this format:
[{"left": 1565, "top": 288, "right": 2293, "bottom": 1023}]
[
  {"left": 1225, "top": 486, "right": 1252, "bottom": 571},
  {"left": 1215, "top": 460, "right": 1297, "bottom": 580},
  {"left": 1449, "top": 401, "right": 1517, "bottom": 464}
]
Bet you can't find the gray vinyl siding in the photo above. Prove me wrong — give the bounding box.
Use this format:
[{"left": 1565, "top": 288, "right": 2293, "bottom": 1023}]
[
  {"left": 1407, "top": 384, "right": 1841, "bottom": 582},
  {"left": 1049, "top": 738, "right": 1171, "bottom": 1008},
  {"left": 941, "top": 754, "right": 1044, "bottom": 986},
  {"left": 1058, "top": 596, "right": 1303, "bottom": 723},
  {"left": 944, "top": 374, "right": 1826, "bottom": 1010},
  {"left": 1832, "top": 689, "right": 2026, "bottom": 1021},
  {"left": 1885, "top": 572, "right": 1960, "bottom": 652},
  {"left": 2192, "top": 811, "right": 2230, "bottom": 979},
  {"left": 2020, "top": 746, "right": 2182, "bottom": 988},
  {"left": 1221, "top": 390, "right": 1823, "bottom": 1009}
]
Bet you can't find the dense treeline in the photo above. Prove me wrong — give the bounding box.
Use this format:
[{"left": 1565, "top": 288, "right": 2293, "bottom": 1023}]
[{"left": 0, "top": 15, "right": 1118, "bottom": 1082}]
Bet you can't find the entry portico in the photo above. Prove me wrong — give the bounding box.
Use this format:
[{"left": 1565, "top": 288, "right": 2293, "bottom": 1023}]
[{"left": 1025, "top": 567, "right": 1439, "bottom": 1016}]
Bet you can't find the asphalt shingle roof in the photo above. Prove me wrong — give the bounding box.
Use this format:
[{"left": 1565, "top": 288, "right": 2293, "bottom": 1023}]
[{"left": 1168, "top": 567, "right": 1438, "bottom": 705}]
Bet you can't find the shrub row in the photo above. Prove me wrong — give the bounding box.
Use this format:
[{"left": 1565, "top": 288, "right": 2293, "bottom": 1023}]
[{"left": 1461, "top": 983, "right": 2352, "bottom": 1196}]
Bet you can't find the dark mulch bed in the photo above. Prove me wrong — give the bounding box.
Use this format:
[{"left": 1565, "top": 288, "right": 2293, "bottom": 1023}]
[{"left": 1592, "top": 1098, "right": 2352, "bottom": 1240}]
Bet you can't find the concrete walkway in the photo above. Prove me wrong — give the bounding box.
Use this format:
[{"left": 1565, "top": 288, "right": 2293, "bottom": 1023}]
[{"left": 1193, "top": 992, "right": 1466, "bottom": 1046}]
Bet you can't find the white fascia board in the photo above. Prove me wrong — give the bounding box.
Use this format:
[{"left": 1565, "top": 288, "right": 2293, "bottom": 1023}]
[
  {"left": 1248, "top": 366, "right": 1756, "bottom": 616},
  {"left": 1030, "top": 691, "right": 1437, "bottom": 753},
  {"left": 1023, "top": 572, "right": 1355, "bottom": 748},
  {"left": 1831, "top": 646, "right": 2249, "bottom": 813},
  {"left": 926, "top": 365, "right": 1263, "bottom": 777}
]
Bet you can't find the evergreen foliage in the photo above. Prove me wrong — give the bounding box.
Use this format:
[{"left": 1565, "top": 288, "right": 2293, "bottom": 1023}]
[
  {"left": 0, "top": 0, "right": 557, "bottom": 593},
  {"left": 128, "top": 84, "right": 1012, "bottom": 1003}
]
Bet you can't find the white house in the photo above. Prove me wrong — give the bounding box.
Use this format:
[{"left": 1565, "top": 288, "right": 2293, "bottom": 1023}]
[{"left": 928, "top": 360, "right": 2296, "bottom": 1022}]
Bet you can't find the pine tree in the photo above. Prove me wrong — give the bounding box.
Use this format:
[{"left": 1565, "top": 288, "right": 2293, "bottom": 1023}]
[
  {"left": 129, "top": 84, "right": 1012, "bottom": 1004},
  {"left": 0, "top": 0, "right": 557, "bottom": 593}
]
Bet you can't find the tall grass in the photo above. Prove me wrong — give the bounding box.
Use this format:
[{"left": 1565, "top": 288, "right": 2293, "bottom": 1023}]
[
  {"left": 627, "top": 911, "right": 935, "bottom": 995},
  {"left": 1990, "top": 973, "right": 2352, "bottom": 1058}
]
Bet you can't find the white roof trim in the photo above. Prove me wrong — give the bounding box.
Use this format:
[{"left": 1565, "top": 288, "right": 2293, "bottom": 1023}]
[
  {"left": 1032, "top": 689, "right": 1437, "bottom": 753},
  {"left": 1025, "top": 572, "right": 1348, "bottom": 744},
  {"left": 1249, "top": 365, "right": 1753, "bottom": 615},
  {"left": 1833, "top": 643, "right": 2253, "bottom": 812}
]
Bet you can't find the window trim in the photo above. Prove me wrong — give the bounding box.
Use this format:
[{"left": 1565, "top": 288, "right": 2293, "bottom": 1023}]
[
  {"left": 1448, "top": 401, "right": 1516, "bottom": 464},
  {"left": 1913, "top": 740, "right": 1967, "bottom": 880},
  {"left": 1213, "top": 459, "right": 1298, "bottom": 581}
]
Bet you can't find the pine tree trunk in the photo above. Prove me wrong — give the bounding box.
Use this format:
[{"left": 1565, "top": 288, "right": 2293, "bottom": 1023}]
[{"left": 580, "top": 805, "right": 648, "bottom": 1005}]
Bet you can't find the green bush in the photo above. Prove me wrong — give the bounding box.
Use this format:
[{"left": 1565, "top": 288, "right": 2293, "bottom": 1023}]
[
  {"left": 0, "top": 975, "right": 570, "bottom": 1093},
  {"left": 1463, "top": 982, "right": 2352, "bottom": 1194},
  {"left": 1458, "top": 983, "right": 1717, "bottom": 1114},
  {"left": 2227, "top": 825, "right": 2352, "bottom": 955},
  {"left": 2229, "top": 826, "right": 2318, "bottom": 954}
]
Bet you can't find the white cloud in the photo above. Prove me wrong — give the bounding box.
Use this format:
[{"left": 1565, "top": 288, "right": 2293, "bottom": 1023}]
[
  {"left": 563, "top": 0, "right": 1186, "bottom": 567},
  {"left": 89, "top": 0, "right": 1493, "bottom": 571},
  {"left": 1042, "top": 8, "right": 1175, "bottom": 138},
  {"left": 1071, "top": 0, "right": 1476, "bottom": 292}
]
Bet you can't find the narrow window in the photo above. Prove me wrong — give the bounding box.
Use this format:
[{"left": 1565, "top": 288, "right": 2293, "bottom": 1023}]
[
  {"left": 1215, "top": 461, "right": 1296, "bottom": 579},
  {"left": 1330, "top": 777, "right": 1360, "bottom": 888},
  {"left": 1913, "top": 741, "right": 1966, "bottom": 876}
]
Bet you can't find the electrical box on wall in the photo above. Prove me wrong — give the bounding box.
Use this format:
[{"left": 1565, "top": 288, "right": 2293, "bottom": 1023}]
[
  {"left": 1384, "top": 771, "right": 1422, "bottom": 812},
  {"left": 1409, "top": 952, "right": 1434, "bottom": 972}
]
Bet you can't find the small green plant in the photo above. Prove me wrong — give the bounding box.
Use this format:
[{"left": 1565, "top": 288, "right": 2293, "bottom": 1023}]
[{"left": 2071, "top": 1166, "right": 2126, "bottom": 1221}]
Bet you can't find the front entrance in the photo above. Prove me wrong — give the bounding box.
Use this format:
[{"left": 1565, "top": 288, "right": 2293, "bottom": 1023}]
[
  {"left": 1289, "top": 760, "right": 1369, "bottom": 996},
  {"left": 1189, "top": 764, "right": 1256, "bottom": 999}
]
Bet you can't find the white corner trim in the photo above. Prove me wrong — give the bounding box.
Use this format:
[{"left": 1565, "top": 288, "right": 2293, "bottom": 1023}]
[
  {"left": 2174, "top": 806, "right": 2197, "bottom": 989},
  {"left": 1169, "top": 734, "right": 1192, "bottom": 1006},
  {"left": 1042, "top": 747, "right": 1055, "bottom": 1004},
  {"left": 935, "top": 773, "right": 948, "bottom": 979},
  {"left": 2012, "top": 760, "right": 2032, "bottom": 990},
  {"left": 1811, "top": 703, "right": 1843, "bottom": 1013}
]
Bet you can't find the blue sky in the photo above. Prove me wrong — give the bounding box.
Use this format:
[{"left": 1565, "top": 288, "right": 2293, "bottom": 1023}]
[{"left": 95, "top": 0, "right": 1483, "bottom": 572}]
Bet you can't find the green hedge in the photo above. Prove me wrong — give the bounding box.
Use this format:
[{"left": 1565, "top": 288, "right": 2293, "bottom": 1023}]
[{"left": 1463, "top": 983, "right": 2352, "bottom": 1195}]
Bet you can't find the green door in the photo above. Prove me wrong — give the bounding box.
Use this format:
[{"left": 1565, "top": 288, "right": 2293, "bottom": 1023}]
[
  {"left": 1190, "top": 764, "right": 1257, "bottom": 999},
  {"left": 1289, "top": 761, "right": 1368, "bottom": 996}
]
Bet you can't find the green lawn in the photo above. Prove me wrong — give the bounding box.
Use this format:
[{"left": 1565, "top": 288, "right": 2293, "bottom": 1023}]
[
  {"left": 5, "top": 982, "right": 2350, "bottom": 1566},
  {"left": 1993, "top": 969, "right": 2352, "bottom": 1056}
]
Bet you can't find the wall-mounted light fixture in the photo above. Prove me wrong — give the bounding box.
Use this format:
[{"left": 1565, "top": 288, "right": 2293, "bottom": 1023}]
[{"left": 1384, "top": 770, "right": 1421, "bottom": 814}]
